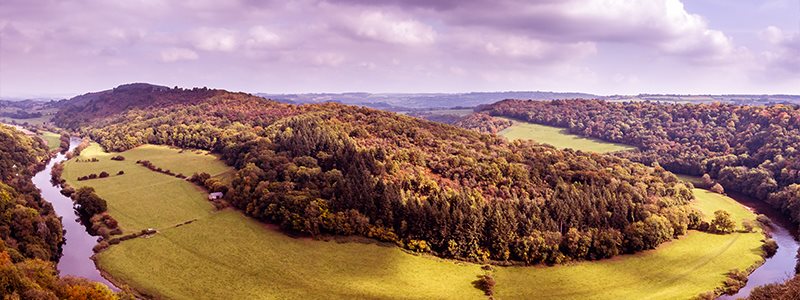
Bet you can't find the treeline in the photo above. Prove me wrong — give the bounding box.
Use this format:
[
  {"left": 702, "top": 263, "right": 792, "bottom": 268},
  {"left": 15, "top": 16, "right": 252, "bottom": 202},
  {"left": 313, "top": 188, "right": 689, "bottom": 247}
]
[
  {"left": 0, "top": 125, "right": 125, "bottom": 298},
  {"left": 482, "top": 100, "right": 800, "bottom": 225},
  {"left": 454, "top": 113, "right": 513, "bottom": 134},
  {"left": 0, "top": 125, "right": 61, "bottom": 261},
  {"left": 54, "top": 88, "right": 696, "bottom": 264}
]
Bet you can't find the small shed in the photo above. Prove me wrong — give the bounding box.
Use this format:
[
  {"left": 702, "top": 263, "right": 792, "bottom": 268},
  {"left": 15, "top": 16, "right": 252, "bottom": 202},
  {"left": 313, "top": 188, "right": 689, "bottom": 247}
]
[{"left": 208, "top": 192, "right": 224, "bottom": 200}]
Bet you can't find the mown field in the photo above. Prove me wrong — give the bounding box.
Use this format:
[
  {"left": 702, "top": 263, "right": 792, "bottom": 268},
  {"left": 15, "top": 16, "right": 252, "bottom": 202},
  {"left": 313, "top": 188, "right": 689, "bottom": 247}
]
[
  {"left": 497, "top": 117, "right": 636, "bottom": 153},
  {"left": 494, "top": 188, "right": 765, "bottom": 299},
  {"left": 64, "top": 143, "right": 764, "bottom": 299},
  {"left": 38, "top": 131, "right": 61, "bottom": 151},
  {"left": 63, "top": 143, "right": 230, "bottom": 233}
]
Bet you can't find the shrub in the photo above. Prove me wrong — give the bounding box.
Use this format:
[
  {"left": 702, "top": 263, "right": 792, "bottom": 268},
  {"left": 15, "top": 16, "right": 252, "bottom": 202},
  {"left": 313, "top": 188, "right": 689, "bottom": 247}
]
[
  {"left": 110, "top": 155, "right": 125, "bottom": 161},
  {"left": 742, "top": 219, "right": 755, "bottom": 233},
  {"left": 73, "top": 187, "right": 108, "bottom": 219},
  {"left": 473, "top": 274, "right": 496, "bottom": 296},
  {"left": 756, "top": 214, "right": 772, "bottom": 227},
  {"left": 117, "top": 170, "right": 124, "bottom": 175},
  {"left": 98, "top": 171, "right": 109, "bottom": 178},
  {"left": 710, "top": 210, "right": 736, "bottom": 234},
  {"left": 721, "top": 269, "right": 748, "bottom": 295},
  {"left": 710, "top": 183, "right": 725, "bottom": 194},
  {"left": 762, "top": 239, "right": 778, "bottom": 257}
]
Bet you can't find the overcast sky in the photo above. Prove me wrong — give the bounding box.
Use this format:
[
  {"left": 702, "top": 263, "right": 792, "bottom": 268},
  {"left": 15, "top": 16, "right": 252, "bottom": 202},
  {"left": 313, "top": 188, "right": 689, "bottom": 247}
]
[{"left": 1, "top": 0, "right": 799, "bottom": 98}]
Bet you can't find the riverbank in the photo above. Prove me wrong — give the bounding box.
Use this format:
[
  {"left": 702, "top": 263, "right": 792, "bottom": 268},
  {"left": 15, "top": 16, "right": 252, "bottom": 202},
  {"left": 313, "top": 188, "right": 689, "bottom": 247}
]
[{"left": 31, "top": 137, "right": 117, "bottom": 289}]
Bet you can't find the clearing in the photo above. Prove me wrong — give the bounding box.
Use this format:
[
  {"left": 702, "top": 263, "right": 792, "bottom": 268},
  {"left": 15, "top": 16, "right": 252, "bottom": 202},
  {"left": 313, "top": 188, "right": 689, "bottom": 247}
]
[{"left": 497, "top": 117, "right": 636, "bottom": 153}]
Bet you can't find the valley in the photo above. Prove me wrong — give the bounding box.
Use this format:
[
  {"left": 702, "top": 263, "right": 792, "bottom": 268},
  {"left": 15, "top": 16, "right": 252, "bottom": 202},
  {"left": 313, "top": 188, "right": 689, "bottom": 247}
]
[{"left": 59, "top": 140, "right": 767, "bottom": 299}]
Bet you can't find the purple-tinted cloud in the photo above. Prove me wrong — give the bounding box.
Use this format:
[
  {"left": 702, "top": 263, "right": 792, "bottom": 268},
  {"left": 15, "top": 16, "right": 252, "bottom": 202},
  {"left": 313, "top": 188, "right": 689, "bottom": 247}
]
[{"left": 0, "top": 0, "right": 797, "bottom": 97}]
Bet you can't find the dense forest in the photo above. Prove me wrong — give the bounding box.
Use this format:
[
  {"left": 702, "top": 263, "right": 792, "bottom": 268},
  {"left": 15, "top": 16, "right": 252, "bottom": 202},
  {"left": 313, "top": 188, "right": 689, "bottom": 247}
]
[
  {"left": 454, "top": 113, "right": 513, "bottom": 134},
  {"left": 0, "top": 125, "right": 123, "bottom": 299},
  {"left": 481, "top": 100, "right": 800, "bottom": 226},
  {"left": 52, "top": 86, "right": 700, "bottom": 265}
]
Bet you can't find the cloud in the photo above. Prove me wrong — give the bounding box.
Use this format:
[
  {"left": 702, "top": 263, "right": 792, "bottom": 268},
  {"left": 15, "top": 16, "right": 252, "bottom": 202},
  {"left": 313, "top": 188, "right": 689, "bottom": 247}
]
[
  {"left": 191, "top": 27, "right": 238, "bottom": 52},
  {"left": 160, "top": 47, "right": 199, "bottom": 62},
  {"left": 245, "top": 26, "right": 281, "bottom": 49},
  {"left": 761, "top": 26, "right": 800, "bottom": 72},
  {"left": 348, "top": 11, "right": 436, "bottom": 46}
]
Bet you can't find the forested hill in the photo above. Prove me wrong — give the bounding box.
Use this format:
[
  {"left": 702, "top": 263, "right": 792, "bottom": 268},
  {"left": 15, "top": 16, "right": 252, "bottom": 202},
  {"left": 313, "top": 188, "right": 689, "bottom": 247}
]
[
  {"left": 482, "top": 99, "right": 800, "bottom": 224},
  {"left": 54, "top": 85, "right": 697, "bottom": 265}
]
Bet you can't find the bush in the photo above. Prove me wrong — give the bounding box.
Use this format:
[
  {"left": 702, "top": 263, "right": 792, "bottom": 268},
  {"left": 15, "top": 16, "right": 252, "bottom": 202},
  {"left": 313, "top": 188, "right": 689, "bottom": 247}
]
[
  {"left": 710, "top": 210, "right": 736, "bottom": 234},
  {"left": 473, "top": 274, "right": 496, "bottom": 296},
  {"left": 762, "top": 239, "right": 778, "bottom": 257},
  {"left": 742, "top": 219, "right": 755, "bottom": 233},
  {"left": 721, "top": 269, "right": 748, "bottom": 295},
  {"left": 710, "top": 183, "right": 725, "bottom": 194},
  {"left": 73, "top": 187, "right": 108, "bottom": 219},
  {"left": 117, "top": 170, "right": 124, "bottom": 175},
  {"left": 110, "top": 155, "right": 125, "bottom": 161},
  {"left": 756, "top": 214, "right": 772, "bottom": 227},
  {"left": 98, "top": 171, "right": 109, "bottom": 178}
]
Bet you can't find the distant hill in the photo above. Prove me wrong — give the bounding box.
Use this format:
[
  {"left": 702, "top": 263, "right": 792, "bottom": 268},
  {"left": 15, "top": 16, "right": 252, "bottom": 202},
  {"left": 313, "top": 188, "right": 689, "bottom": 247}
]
[{"left": 256, "top": 91, "right": 599, "bottom": 110}]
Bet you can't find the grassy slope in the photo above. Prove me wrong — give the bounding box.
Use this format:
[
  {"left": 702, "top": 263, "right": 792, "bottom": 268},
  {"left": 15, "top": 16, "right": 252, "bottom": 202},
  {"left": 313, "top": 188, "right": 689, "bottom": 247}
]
[
  {"left": 497, "top": 117, "right": 636, "bottom": 153},
  {"left": 67, "top": 144, "right": 484, "bottom": 299},
  {"left": 38, "top": 131, "right": 61, "bottom": 151},
  {"left": 494, "top": 188, "right": 764, "bottom": 300},
  {"left": 99, "top": 211, "right": 483, "bottom": 300},
  {"left": 66, "top": 143, "right": 764, "bottom": 300}
]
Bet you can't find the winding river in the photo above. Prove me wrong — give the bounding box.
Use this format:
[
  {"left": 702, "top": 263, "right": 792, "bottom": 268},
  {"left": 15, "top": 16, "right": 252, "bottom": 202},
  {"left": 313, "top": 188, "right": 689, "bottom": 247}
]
[
  {"left": 718, "top": 192, "right": 799, "bottom": 299},
  {"left": 31, "top": 137, "right": 116, "bottom": 289},
  {"left": 28, "top": 138, "right": 800, "bottom": 297}
]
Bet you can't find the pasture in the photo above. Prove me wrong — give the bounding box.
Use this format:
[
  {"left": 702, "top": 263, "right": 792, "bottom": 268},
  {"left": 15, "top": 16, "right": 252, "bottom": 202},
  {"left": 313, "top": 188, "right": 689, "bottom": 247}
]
[
  {"left": 493, "top": 188, "right": 764, "bottom": 300},
  {"left": 497, "top": 117, "right": 636, "bottom": 153},
  {"left": 64, "top": 144, "right": 764, "bottom": 299},
  {"left": 38, "top": 131, "right": 61, "bottom": 151}
]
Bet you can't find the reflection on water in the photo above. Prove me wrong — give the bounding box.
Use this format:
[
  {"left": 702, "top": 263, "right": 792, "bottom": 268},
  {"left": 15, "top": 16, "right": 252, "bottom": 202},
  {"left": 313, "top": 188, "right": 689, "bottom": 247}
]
[
  {"left": 31, "top": 138, "right": 116, "bottom": 289},
  {"left": 718, "top": 192, "right": 799, "bottom": 299}
]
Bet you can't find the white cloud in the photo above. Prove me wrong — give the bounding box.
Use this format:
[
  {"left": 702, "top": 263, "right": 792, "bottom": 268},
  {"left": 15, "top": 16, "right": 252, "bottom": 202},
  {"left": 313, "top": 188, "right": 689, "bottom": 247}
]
[
  {"left": 313, "top": 52, "right": 345, "bottom": 67},
  {"left": 160, "top": 47, "right": 198, "bottom": 62},
  {"left": 192, "top": 27, "right": 238, "bottom": 52},
  {"left": 245, "top": 26, "right": 281, "bottom": 49},
  {"left": 352, "top": 11, "right": 436, "bottom": 46},
  {"left": 760, "top": 26, "right": 800, "bottom": 72}
]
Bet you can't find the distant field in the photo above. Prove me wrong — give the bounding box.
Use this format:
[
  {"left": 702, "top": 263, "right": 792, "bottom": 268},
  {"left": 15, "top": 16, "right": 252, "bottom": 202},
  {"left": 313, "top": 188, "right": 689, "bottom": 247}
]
[
  {"left": 65, "top": 144, "right": 764, "bottom": 299},
  {"left": 38, "top": 131, "right": 61, "bottom": 151},
  {"left": 497, "top": 117, "right": 636, "bottom": 153},
  {"left": 494, "top": 188, "right": 764, "bottom": 300}
]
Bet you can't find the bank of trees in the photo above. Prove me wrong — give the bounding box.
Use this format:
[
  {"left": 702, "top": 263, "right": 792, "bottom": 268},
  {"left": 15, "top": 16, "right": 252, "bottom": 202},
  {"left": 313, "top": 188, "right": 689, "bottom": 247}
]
[
  {"left": 0, "top": 125, "right": 126, "bottom": 298},
  {"left": 54, "top": 88, "right": 697, "bottom": 264},
  {"left": 483, "top": 100, "right": 800, "bottom": 227}
]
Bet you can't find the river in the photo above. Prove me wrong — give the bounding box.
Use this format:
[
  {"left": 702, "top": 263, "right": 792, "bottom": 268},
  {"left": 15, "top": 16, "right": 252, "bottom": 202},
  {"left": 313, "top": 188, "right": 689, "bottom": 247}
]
[
  {"left": 31, "top": 137, "right": 116, "bottom": 289},
  {"left": 718, "top": 192, "right": 799, "bottom": 299}
]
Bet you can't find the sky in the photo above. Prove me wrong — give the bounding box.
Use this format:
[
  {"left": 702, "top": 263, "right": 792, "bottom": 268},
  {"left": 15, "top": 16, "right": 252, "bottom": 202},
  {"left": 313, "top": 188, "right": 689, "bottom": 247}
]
[{"left": 1, "top": 0, "right": 799, "bottom": 98}]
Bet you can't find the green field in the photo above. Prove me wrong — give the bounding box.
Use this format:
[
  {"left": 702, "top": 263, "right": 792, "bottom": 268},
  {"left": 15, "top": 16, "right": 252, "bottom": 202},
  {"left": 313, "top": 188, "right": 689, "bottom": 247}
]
[
  {"left": 38, "top": 131, "right": 61, "bottom": 151},
  {"left": 497, "top": 117, "right": 636, "bottom": 153},
  {"left": 63, "top": 143, "right": 231, "bottom": 233},
  {"left": 64, "top": 144, "right": 765, "bottom": 299},
  {"left": 494, "top": 188, "right": 764, "bottom": 300},
  {"left": 66, "top": 143, "right": 484, "bottom": 299}
]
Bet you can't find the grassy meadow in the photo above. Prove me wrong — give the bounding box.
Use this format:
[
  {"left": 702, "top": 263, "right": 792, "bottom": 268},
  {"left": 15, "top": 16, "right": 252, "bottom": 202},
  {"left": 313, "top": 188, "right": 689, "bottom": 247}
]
[
  {"left": 63, "top": 143, "right": 230, "bottom": 233},
  {"left": 38, "top": 131, "right": 61, "bottom": 151},
  {"left": 494, "top": 188, "right": 764, "bottom": 300},
  {"left": 497, "top": 117, "right": 636, "bottom": 153},
  {"left": 64, "top": 143, "right": 765, "bottom": 299}
]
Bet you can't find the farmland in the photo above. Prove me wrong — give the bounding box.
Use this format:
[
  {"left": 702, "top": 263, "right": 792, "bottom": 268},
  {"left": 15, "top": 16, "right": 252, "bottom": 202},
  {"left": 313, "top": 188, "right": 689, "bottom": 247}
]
[
  {"left": 497, "top": 117, "right": 636, "bottom": 153},
  {"left": 494, "top": 188, "right": 764, "bottom": 300},
  {"left": 63, "top": 143, "right": 765, "bottom": 299}
]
